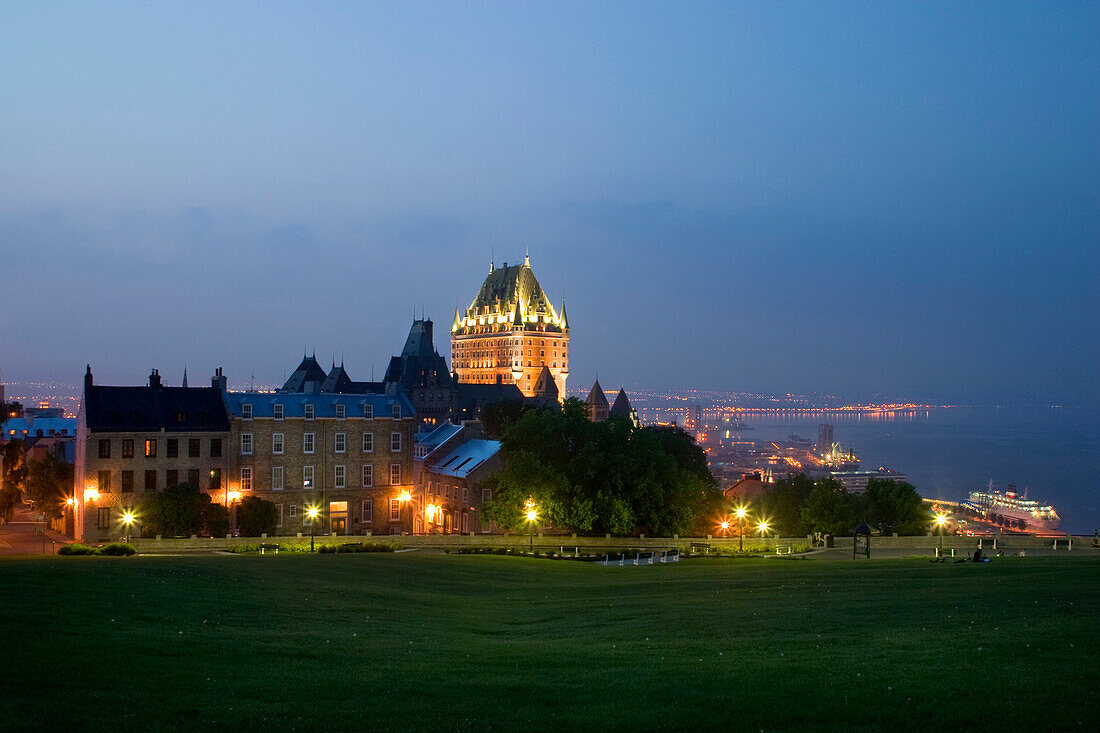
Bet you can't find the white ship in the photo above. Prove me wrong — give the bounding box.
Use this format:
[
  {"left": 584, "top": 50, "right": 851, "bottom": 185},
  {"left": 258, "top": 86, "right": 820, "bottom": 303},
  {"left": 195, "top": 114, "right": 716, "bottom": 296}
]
[{"left": 966, "top": 481, "right": 1060, "bottom": 531}]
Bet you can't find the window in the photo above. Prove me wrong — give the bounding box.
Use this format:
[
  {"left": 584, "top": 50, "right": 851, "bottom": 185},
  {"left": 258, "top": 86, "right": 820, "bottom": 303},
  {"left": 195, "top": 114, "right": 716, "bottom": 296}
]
[
  {"left": 463, "top": 487, "right": 469, "bottom": 503},
  {"left": 334, "top": 432, "right": 346, "bottom": 453},
  {"left": 389, "top": 498, "right": 401, "bottom": 521},
  {"left": 121, "top": 471, "right": 133, "bottom": 493},
  {"left": 242, "top": 403, "right": 252, "bottom": 419},
  {"left": 96, "top": 508, "right": 111, "bottom": 529},
  {"left": 303, "top": 466, "right": 314, "bottom": 489},
  {"left": 277, "top": 503, "right": 284, "bottom": 527},
  {"left": 362, "top": 432, "right": 373, "bottom": 452},
  {"left": 187, "top": 469, "right": 199, "bottom": 488},
  {"left": 304, "top": 404, "right": 314, "bottom": 420},
  {"left": 483, "top": 488, "right": 492, "bottom": 503},
  {"left": 336, "top": 404, "right": 345, "bottom": 419},
  {"left": 189, "top": 438, "right": 201, "bottom": 458},
  {"left": 273, "top": 403, "right": 284, "bottom": 420},
  {"left": 166, "top": 438, "right": 178, "bottom": 458},
  {"left": 361, "top": 464, "right": 373, "bottom": 487},
  {"left": 98, "top": 470, "right": 111, "bottom": 493},
  {"left": 390, "top": 463, "right": 401, "bottom": 485},
  {"left": 334, "top": 465, "right": 345, "bottom": 489},
  {"left": 362, "top": 499, "right": 373, "bottom": 523},
  {"left": 121, "top": 439, "right": 134, "bottom": 458},
  {"left": 144, "top": 470, "right": 156, "bottom": 492},
  {"left": 144, "top": 439, "right": 157, "bottom": 458},
  {"left": 210, "top": 438, "right": 221, "bottom": 457},
  {"left": 390, "top": 432, "right": 402, "bottom": 452},
  {"left": 363, "top": 404, "right": 373, "bottom": 419},
  {"left": 303, "top": 432, "right": 315, "bottom": 453},
  {"left": 97, "top": 439, "right": 111, "bottom": 459},
  {"left": 241, "top": 433, "right": 253, "bottom": 455},
  {"left": 289, "top": 504, "right": 298, "bottom": 518},
  {"left": 272, "top": 433, "right": 284, "bottom": 454},
  {"left": 241, "top": 467, "right": 252, "bottom": 492},
  {"left": 272, "top": 466, "right": 284, "bottom": 491},
  {"left": 166, "top": 469, "right": 178, "bottom": 487},
  {"left": 209, "top": 468, "right": 221, "bottom": 491},
  {"left": 391, "top": 404, "right": 401, "bottom": 420}
]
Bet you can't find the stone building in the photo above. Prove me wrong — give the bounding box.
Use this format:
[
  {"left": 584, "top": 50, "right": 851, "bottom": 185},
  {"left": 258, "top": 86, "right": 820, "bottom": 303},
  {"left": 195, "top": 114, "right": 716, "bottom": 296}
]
[
  {"left": 74, "top": 367, "right": 231, "bottom": 543},
  {"left": 223, "top": 391, "right": 417, "bottom": 536},
  {"left": 383, "top": 319, "right": 455, "bottom": 428},
  {"left": 414, "top": 421, "right": 501, "bottom": 534},
  {"left": 450, "top": 255, "right": 569, "bottom": 398}
]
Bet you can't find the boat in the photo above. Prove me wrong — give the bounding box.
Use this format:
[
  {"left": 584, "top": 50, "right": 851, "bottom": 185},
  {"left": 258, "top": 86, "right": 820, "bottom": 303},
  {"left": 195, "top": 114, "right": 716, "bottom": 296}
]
[{"left": 965, "top": 480, "right": 1060, "bottom": 531}]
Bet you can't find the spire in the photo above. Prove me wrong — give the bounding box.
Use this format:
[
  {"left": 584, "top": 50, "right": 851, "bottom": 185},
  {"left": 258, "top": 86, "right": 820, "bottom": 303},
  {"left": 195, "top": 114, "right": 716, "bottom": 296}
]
[
  {"left": 524, "top": 247, "right": 530, "bottom": 267},
  {"left": 559, "top": 299, "right": 568, "bottom": 329},
  {"left": 452, "top": 305, "right": 463, "bottom": 332},
  {"left": 181, "top": 367, "right": 188, "bottom": 388}
]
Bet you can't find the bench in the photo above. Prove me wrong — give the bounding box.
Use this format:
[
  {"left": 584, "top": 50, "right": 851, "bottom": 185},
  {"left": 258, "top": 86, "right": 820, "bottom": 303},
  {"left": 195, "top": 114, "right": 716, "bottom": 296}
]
[
  {"left": 775, "top": 545, "right": 793, "bottom": 555},
  {"left": 689, "top": 542, "right": 710, "bottom": 555},
  {"left": 259, "top": 543, "right": 279, "bottom": 555}
]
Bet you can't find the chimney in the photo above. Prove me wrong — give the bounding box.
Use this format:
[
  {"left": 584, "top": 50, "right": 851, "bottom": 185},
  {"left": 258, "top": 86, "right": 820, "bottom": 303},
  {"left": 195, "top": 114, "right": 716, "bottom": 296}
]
[
  {"left": 84, "top": 365, "right": 93, "bottom": 391},
  {"left": 211, "top": 367, "right": 227, "bottom": 392},
  {"left": 149, "top": 369, "right": 161, "bottom": 388}
]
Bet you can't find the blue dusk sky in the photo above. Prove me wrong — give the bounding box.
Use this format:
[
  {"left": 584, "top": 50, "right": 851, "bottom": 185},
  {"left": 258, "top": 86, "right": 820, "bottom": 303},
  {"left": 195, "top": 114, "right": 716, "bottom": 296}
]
[{"left": 1, "top": 1, "right": 1097, "bottom": 405}]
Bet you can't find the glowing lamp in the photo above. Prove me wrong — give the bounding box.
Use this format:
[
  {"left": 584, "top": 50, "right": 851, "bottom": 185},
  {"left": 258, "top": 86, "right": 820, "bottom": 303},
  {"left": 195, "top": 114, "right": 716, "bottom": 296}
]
[
  {"left": 398, "top": 491, "right": 412, "bottom": 503},
  {"left": 227, "top": 490, "right": 242, "bottom": 503},
  {"left": 720, "top": 520, "right": 730, "bottom": 531},
  {"left": 122, "top": 510, "right": 136, "bottom": 525},
  {"left": 85, "top": 487, "right": 100, "bottom": 502},
  {"left": 307, "top": 506, "right": 320, "bottom": 520},
  {"left": 66, "top": 497, "right": 75, "bottom": 506}
]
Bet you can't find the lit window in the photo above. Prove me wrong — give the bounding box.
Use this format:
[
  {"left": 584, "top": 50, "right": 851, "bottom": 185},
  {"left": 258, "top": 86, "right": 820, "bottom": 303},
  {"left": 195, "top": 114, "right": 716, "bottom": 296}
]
[{"left": 145, "top": 439, "right": 157, "bottom": 457}]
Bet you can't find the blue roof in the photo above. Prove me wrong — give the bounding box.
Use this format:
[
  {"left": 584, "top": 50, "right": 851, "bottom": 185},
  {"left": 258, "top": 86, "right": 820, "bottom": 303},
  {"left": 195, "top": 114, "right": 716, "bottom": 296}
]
[
  {"left": 3, "top": 417, "right": 77, "bottom": 438},
  {"left": 415, "top": 422, "right": 463, "bottom": 453},
  {"left": 431, "top": 439, "right": 501, "bottom": 478},
  {"left": 222, "top": 391, "right": 415, "bottom": 419}
]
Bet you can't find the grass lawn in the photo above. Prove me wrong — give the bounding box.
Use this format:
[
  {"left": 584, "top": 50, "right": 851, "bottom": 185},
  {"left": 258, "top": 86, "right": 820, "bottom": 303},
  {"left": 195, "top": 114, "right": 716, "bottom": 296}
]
[{"left": 2, "top": 552, "right": 1098, "bottom": 731}]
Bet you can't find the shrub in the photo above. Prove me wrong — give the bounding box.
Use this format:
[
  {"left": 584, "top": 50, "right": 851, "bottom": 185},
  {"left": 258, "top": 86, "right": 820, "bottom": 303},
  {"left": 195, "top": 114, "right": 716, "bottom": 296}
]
[
  {"left": 58, "top": 542, "right": 97, "bottom": 556},
  {"left": 96, "top": 543, "right": 136, "bottom": 556}
]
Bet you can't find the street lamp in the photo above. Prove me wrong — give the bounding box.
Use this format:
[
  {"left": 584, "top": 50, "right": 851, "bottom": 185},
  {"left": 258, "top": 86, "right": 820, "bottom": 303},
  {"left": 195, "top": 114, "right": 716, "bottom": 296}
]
[
  {"left": 397, "top": 491, "right": 412, "bottom": 534},
  {"left": 935, "top": 513, "right": 948, "bottom": 557},
  {"left": 524, "top": 497, "right": 538, "bottom": 552},
  {"left": 735, "top": 506, "right": 748, "bottom": 552},
  {"left": 307, "top": 505, "right": 320, "bottom": 552},
  {"left": 121, "top": 509, "right": 136, "bottom": 544},
  {"left": 757, "top": 519, "right": 770, "bottom": 549}
]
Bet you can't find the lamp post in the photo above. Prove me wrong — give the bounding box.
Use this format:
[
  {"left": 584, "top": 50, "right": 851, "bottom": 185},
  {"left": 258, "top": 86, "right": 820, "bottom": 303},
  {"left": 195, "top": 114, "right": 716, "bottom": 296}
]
[
  {"left": 524, "top": 497, "right": 538, "bottom": 552},
  {"left": 121, "top": 509, "right": 136, "bottom": 544},
  {"left": 935, "top": 513, "right": 948, "bottom": 557},
  {"left": 307, "top": 506, "right": 320, "bottom": 552},
  {"left": 398, "top": 491, "right": 412, "bottom": 534},
  {"left": 735, "top": 506, "right": 748, "bottom": 553},
  {"left": 757, "top": 519, "right": 770, "bottom": 550}
]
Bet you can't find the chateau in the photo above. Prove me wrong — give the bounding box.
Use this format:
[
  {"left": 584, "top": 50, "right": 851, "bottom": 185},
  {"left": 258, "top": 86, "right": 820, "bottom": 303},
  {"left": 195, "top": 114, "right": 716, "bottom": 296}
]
[{"left": 450, "top": 255, "right": 569, "bottom": 398}]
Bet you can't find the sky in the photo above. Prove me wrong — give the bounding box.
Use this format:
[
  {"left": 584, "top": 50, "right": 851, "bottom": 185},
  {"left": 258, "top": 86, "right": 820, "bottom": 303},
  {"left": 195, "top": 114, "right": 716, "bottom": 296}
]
[{"left": 1, "top": 1, "right": 1097, "bottom": 405}]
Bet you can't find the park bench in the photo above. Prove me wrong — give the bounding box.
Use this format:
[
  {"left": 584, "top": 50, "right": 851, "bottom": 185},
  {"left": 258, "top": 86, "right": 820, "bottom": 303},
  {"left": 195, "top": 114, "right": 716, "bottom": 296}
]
[
  {"left": 689, "top": 542, "right": 710, "bottom": 555},
  {"left": 559, "top": 546, "right": 581, "bottom": 557},
  {"left": 259, "top": 543, "right": 279, "bottom": 555},
  {"left": 775, "top": 545, "right": 793, "bottom": 555}
]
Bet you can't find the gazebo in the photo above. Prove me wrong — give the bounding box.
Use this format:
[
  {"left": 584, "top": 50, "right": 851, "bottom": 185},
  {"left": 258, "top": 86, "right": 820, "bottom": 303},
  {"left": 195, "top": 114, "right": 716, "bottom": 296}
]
[{"left": 852, "top": 523, "right": 873, "bottom": 559}]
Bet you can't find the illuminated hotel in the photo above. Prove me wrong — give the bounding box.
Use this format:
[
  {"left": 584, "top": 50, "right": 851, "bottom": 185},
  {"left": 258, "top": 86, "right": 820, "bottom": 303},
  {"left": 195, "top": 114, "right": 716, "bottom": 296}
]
[{"left": 450, "top": 255, "right": 569, "bottom": 399}]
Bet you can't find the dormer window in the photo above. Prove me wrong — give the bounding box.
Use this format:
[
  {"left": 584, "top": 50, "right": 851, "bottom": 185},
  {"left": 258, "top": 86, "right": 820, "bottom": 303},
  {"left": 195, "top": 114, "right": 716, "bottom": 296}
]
[
  {"left": 273, "top": 404, "right": 284, "bottom": 420},
  {"left": 336, "top": 404, "right": 346, "bottom": 419},
  {"left": 242, "top": 403, "right": 252, "bottom": 420},
  {"left": 391, "top": 404, "right": 401, "bottom": 420},
  {"left": 304, "top": 404, "right": 315, "bottom": 420},
  {"left": 364, "top": 404, "right": 373, "bottom": 419}
]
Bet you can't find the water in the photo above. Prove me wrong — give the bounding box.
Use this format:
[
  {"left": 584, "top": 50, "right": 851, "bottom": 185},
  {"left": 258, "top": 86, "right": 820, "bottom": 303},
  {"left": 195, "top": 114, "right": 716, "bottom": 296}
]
[{"left": 725, "top": 406, "right": 1099, "bottom": 535}]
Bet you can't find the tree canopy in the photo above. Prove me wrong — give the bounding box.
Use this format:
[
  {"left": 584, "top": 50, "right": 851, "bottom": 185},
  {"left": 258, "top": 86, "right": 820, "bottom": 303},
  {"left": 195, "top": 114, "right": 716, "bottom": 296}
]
[
  {"left": 138, "top": 483, "right": 228, "bottom": 538},
  {"left": 481, "top": 398, "right": 719, "bottom": 536},
  {"left": 24, "top": 452, "right": 73, "bottom": 521}
]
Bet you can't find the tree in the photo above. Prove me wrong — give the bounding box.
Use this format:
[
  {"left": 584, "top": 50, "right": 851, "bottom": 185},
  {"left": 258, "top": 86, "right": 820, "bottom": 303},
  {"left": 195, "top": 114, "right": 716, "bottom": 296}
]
[
  {"left": 481, "top": 398, "right": 720, "bottom": 536},
  {"left": 756, "top": 474, "right": 815, "bottom": 536},
  {"left": 479, "top": 399, "right": 532, "bottom": 438},
  {"left": 139, "top": 483, "right": 225, "bottom": 537},
  {"left": 858, "top": 479, "right": 929, "bottom": 536},
  {"left": 1, "top": 441, "right": 28, "bottom": 521},
  {"left": 801, "top": 478, "right": 856, "bottom": 535},
  {"left": 24, "top": 452, "right": 73, "bottom": 520},
  {"left": 236, "top": 495, "right": 279, "bottom": 537}
]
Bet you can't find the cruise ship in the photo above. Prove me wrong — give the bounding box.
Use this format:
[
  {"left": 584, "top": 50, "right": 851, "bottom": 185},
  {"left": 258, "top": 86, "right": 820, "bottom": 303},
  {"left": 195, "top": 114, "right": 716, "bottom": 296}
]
[{"left": 965, "top": 482, "right": 1060, "bottom": 532}]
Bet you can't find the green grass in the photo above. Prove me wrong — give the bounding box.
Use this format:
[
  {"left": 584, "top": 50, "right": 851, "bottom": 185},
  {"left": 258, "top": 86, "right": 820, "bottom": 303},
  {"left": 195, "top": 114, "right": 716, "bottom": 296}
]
[{"left": 3, "top": 553, "right": 1098, "bottom": 731}]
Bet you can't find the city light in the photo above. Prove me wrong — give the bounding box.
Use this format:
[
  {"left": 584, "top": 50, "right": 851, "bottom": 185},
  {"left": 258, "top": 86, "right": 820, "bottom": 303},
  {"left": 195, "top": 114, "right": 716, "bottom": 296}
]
[
  {"left": 227, "top": 490, "right": 242, "bottom": 503},
  {"left": 85, "top": 487, "right": 99, "bottom": 502},
  {"left": 65, "top": 497, "right": 75, "bottom": 506},
  {"left": 398, "top": 491, "right": 412, "bottom": 503},
  {"left": 735, "top": 506, "right": 747, "bottom": 520}
]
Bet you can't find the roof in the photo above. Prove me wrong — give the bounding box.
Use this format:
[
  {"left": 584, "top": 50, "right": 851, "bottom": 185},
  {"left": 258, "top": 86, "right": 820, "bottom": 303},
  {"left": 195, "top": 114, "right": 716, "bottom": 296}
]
[
  {"left": 453, "top": 383, "right": 525, "bottom": 419},
  {"left": 415, "top": 421, "right": 463, "bottom": 453},
  {"left": 585, "top": 380, "right": 608, "bottom": 407},
  {"left": 384, "top": 320, "right": 454, "bottom": 391},
  {"left": 3, "top": 417, "right": 78, "bottom": 439},
  {"left": 455, "top": 258, "right": 565, "bottom": 331},
  {"left": 429, "top": 439, "right": 502, "bottom": 478},
  {"left": 532, "top": 366, "right": 559, "bottom": 400},
  {"left": 84, "top": 385, "right": 230, "bottom": 433},
  {"left": 281, "top": 355, "right": 328, "bottom": 393},
  {"left": 609, "top": 388, "right": 633, "bottom": 418},
  {"left": 222, "top": 391, "right": 414, "bottom": 420}
]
